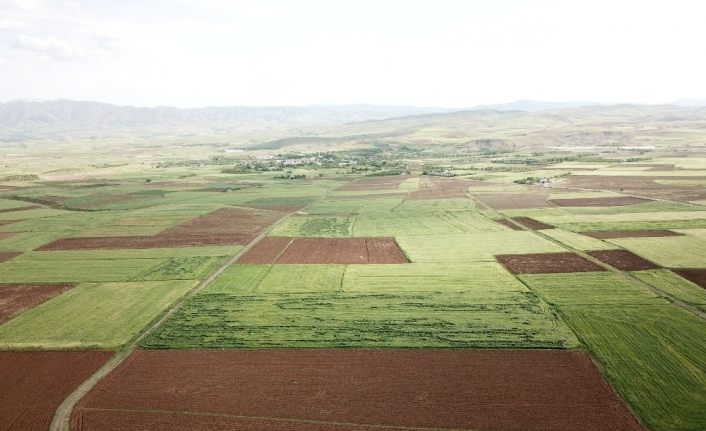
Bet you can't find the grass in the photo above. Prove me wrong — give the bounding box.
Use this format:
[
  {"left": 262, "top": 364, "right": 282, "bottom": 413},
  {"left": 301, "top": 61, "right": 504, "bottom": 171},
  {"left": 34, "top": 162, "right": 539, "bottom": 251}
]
[
  {"left": 0, "top": 257, "right": 163, "bottom": 282},
  {"left": 540, "top": 228, "right": 619, "bottom": 251},
  {"left": 0, "top": 280, "right": 197, "bottom": 349},
  {"left": 352, "top": 211, "right": 503, "bottom": 236},
  {"left": 141, "top": 290, "right": 578, "bottom": 349},
  {"left": 561, "top": 305, "right": 706, "bottom": 431},
  {"left": 270, "top": 214, "right": 354, "bottom": 237},
  {"left": 632, "top": 269, "right": 706, "bottom": 311},
  {"left": 343, "top": 262, "right": 527, "bottom": 292},
  {"left": 207, "top": 264, "right": 346, "bottom": 294},
  {"left": 132, "top": 256, "right": 223, "bottom": 281},
  {"left": 606, "top": 235, "right": 706, "bottom": 268},
  {"left": 397, "top": 232, "right": 564, "bottom": 262},
  {"left": 519, "top": 272, "right": 663, "bottom": 305}
]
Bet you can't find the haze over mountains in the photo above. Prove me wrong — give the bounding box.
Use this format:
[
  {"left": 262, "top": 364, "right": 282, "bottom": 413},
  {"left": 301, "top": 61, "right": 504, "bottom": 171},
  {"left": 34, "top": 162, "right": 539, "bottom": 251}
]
[{"left": 1, "top": 99, "right": 705, "bottom": 137}]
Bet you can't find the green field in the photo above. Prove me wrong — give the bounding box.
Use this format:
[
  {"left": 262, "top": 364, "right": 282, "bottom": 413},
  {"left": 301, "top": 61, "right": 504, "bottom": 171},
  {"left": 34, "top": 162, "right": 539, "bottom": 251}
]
[{"left": 0, "top": 280, "right": 197, "bottom": 349}]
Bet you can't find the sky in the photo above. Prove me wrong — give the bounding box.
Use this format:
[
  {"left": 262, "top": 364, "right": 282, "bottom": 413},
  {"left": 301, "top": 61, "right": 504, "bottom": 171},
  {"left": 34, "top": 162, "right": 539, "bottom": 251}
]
[{"left": 1, "top": 0, "right": 705, "bottom": 108}]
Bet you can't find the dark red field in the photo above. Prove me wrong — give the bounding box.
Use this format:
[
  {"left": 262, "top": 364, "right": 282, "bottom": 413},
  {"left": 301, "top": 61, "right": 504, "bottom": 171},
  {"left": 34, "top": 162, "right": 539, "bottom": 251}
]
[
  {"left": 494, "top": 218, "right": 524, "bottom": 230},
  {"left": 474, "top": 193, "right": 550, "bottom": 209},
  {"left": 70, "top": 349, "right": 643, "bottom": 431},
  {"left": 548, "top": 196, "right": 650, "bottom": 207},
  {"left": 497, "top": 252, "right": 606, "bottom": 274},
  {"left": 559, "top": 175, "right": 706, "bottom": 202},
  {"left": 238, "top": 236, "right": 408, "bottom": 264},
  {"left": 0, "top": 283, "right": 75, "bottom": 324},
  {"left": 0, "top": 252, "right": 21, "bottom": 263},
  {"left": 673, "top": 269, "right": 706, "bottom": 289},
  {"left": 588, "top": 250, "right": 659, "bottom": 271},
  {"left": 237, "top": 236, "right": 294, "bottom": 263},
  {"left": 37, "top": 207, "right": 283, "bottom": 250},
  {"left": 581, "top": 230, "right": 682, "bottom": 239},
  {"left": 0, "top": 351, "right": 110, "bottom": 431}
]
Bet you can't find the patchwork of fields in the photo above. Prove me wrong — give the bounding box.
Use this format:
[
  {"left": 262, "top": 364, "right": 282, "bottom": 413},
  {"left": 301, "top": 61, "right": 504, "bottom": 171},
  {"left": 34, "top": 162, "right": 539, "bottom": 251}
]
[{"left": 1, "top": 152, "right": 705, "bottom": 431}]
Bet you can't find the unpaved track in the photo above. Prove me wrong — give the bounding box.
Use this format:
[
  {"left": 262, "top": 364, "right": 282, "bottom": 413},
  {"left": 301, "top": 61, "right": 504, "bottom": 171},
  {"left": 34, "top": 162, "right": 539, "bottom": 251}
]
[{"left": 48, "top": 207, "right": 301, "bottom": 431}]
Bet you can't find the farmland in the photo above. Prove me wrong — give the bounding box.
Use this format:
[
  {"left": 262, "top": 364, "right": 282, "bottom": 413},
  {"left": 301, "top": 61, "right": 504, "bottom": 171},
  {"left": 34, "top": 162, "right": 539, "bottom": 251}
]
[{"left": 1, "top": 106, "right": 706, "bottom": 431}]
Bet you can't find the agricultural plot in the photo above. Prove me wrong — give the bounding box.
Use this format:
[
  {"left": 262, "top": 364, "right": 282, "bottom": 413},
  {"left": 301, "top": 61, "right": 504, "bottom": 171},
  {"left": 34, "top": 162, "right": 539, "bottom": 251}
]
[
  {"left": 397, "top": 231, "right": 564, "bottom": 262},
  {"left": 0, "top": 283, "right": 75, "bottom": 324},
  {"left": 238, "top": 237, "right": 408, "bottom": 264},
  {"left": 542, "top": 228, "right": 620, "bottom": 251},
  {"left": 560, "top": 306, "right": 706, "bottom": 431},
  {"left": 520, "top": 272, "right": 663, "bottom": 305},
  {"left": 548, "top": 196, "right": 651, "bottom": 207},
  {"left": 632, "top": 270, "right": 706, "bottom": 311},
  {"left": 269, "top": 214, "right": 354, "bottom": 237},
  {"left": 588, "top": 249, "right": 659, "bottom": 271},
  {"left": 143, "top": 289, "right": 578, "bottom": 348},
  {"left": 132, "top": 256, "right": 223, "bottom": 281},
  {"left": 581, "top": 229, "right": 683, "bottom": 239},
  {"left": 207, "top": 264, "right": 345, "bottom": 294},
  {"left": 0, "top": 280, "right": 197, "bottom": 349},
  {"left": 673, "top": 269, "right": 706, "bottom": 289},
  {"left": 352, "top": 210, "right": 503, "bottom": 236},
  {"left": 606, "top": 235, "right": 706, "bottom": 268},
  {"left": 535, "top": 210, "right": 706, "bottom": 232},
  {"left": 71, "top": 349, "right": 640, "bottom": 431},
  {"left": 0, "top": 257, "right": 162, "bottom": 283},
  {"left": 474, "top": 193, "right": 551, "bottom": 209},
  {"left": 1, "top": 351, "right": 110, "bottom": 431},
  {"left": 497, "top": 252, "right": 605, "bottom": 274}
]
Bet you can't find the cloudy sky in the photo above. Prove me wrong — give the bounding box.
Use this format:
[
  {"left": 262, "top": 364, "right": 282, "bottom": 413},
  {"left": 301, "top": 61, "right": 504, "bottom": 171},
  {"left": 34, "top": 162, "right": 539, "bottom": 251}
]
[{"left": 1, "top": 0, "right": 705, "bottom": 108}]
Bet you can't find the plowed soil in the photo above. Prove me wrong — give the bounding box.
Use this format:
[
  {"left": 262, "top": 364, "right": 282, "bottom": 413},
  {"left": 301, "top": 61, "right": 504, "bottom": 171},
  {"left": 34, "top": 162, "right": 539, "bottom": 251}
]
[
  {"left": 512, "top": 216, "right": 554, "bottom": 230},
  {"left": 0, "top": 283, "right": 75, "bottom": 324},
  {"left": 0, "top": 351, "right": 110, "bottom": 431},
  {"left": 237, "top": 236, "right": 293, "bottom": 263},
  {"left": 497, "top": 252, "right": 606, "bottom": 274},
  {"left": 277, "top": 237, "right": 408, "bottom": 264},
  {"left": 581, "top": 230, "right": 682, "bottom": 239},
  {"left": 588, "top": 250, "right": 659, "bottom": 271},
  {"left": 70, "top": 349, "right": 643, "bottom": 431},
  {"left": 559, "top": 175, "right": 706, "bottom": 202},
  {"left": 407, "top": 177, "right": 471, "bottom": 199},
  {"left": 0, "top": 205, "right": 40, "bottom": 213},
  {"left": 674, "top": 269, "right": 706, "bottom": 289},
  {"left": 474, "top": 193, "right": 550, "bottom": 209},
  {"left": 38, "top": 208, "right": 283, "bottom": 250},
  {"left": 337, "top": 176, "right": 408, "bottom": 191},
  {"left": 0, "top": 252, "right": 21, "bottom": 263},
  {"left": 548, "top": 196, "right": 650, "bottom": 207}
]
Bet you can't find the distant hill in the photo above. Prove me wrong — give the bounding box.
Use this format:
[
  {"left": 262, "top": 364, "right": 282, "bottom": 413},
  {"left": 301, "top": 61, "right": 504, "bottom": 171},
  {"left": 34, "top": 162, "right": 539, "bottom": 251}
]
[
  {"left": 0, "top": 99, "right": 454, "bottom": 135},
  {"left": 470, "top": 100, "right": 600, "bottom": 112}
]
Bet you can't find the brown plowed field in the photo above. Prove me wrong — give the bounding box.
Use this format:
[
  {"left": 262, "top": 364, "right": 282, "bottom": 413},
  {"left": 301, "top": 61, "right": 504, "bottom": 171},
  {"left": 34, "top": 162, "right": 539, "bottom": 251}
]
[
  {"left": 37, "top": 208, "right": 283, "bottom": 250},
  {"left": 407, "top": 177, "right": 471, "bottom": 199},
  {"left": 0, "top": 252, "right": 22, "bottom": 263},
  {"left": 581, "top": 230, "right": 682, "bottom": 239},
  {"left": 0, "top": 283, "right": 75, "bottom": 324},
  {"left": 336, "top": 176, "right": 408, "bottom": 191},
  {"left": 237, "top": 236, "right": 293, "bottom": 263},
  {"left": 512, "top": 216, "right": 554, "bottom": 230},
  {"left": 0, "top": 205, "right": 41, "bottom": 213},
  {"left": 559, "top": 175, "right": 706, "bottom": 202},
  {"left": 497, "top": 252, "right": 606, "bottom": 274},
  {"left": 70, "top": 349, "right": 643, "bottom": 431},
  {"left": 275, "top": 237, "right": 408, "bottom": 264},
  {"left": 548, "top": 196, "right": 650, "bottom": 207},
  {"left": 588, "top": 250, "right": 659, "bottom": 271},
  {"left": 673, "top": 269, "right": 706, "bottom": 289},
  {"left": 474, "top": 193, "right": 550, "bottom": 209},
  {"left": 0, "top": 351, "right": 110, "bottom": 431}
]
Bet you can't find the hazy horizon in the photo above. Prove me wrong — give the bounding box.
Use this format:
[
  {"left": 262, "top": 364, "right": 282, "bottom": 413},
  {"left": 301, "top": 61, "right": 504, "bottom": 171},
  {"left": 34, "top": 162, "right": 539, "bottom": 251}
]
[{"left": 1, "top": 0, "right": 706, "bottom": 108}]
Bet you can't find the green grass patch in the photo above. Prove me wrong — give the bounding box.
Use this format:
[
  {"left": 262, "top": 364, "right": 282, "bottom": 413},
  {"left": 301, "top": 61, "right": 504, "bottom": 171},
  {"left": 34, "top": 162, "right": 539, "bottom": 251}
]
[
  {"left": 561, "top": 305, "right": 706, "bottom": 431},
  {"left": 0, "top": 257, "right": 162, "bottom": 283},
  {"left": 142, "top": 290, "right": 578, "bottom": 349},
  {"left": 133, "top": 256, "right": 223, "bottom": 281},
  {"left": 270, "top": 215, "right": 354, "bottom": 237},
  {"left": 353, "top": 211, "right": 503, "bottom": 236},
  {"left": 0, "top": 280, "right": 197, "bottom": 349},
  {"left": 607, "top": 236, "right": 706, "bottom": 268},
  {"left": 540, "top": 228, "right": 619, "bottom": 251},
  {"left": 632, "top": 270, "right": 706, "bottom": 311},
  {"left": 520, "top": 272, "right": 663, "bottom": 305}
]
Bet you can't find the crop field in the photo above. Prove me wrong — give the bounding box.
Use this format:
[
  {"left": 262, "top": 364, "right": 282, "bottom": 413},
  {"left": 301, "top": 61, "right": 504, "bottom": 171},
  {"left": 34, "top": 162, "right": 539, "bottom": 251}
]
[
  {"left": 0, "top": 280, "right": 197, "bottom": 349},
  {"left": 2, "top": 120, "right": 706, "bottom": 430},
  {"left": 71, "top": 349, "right": 641, "bottom": 431}
]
